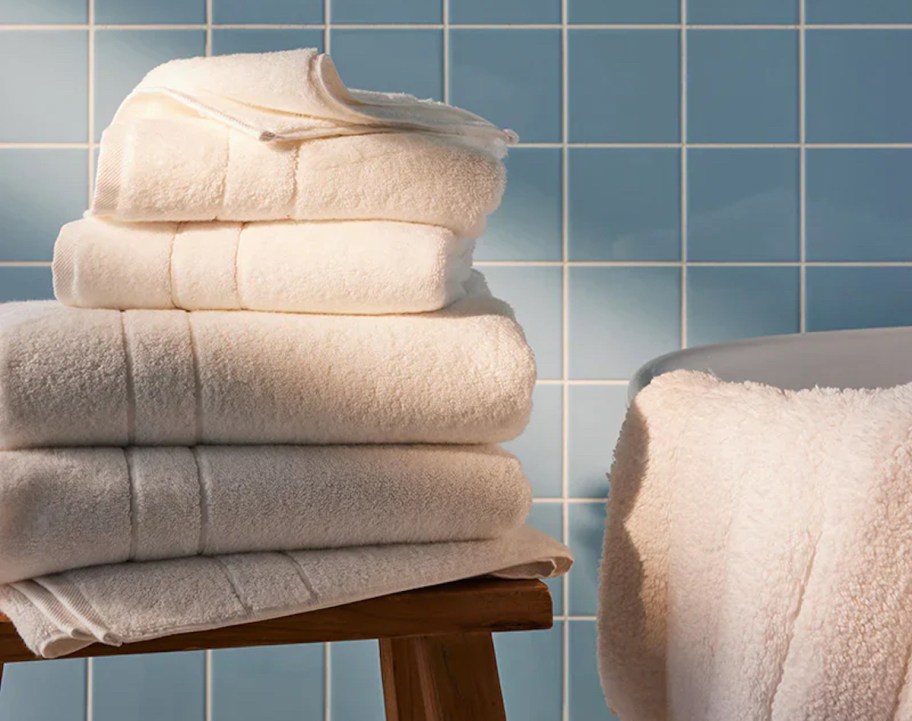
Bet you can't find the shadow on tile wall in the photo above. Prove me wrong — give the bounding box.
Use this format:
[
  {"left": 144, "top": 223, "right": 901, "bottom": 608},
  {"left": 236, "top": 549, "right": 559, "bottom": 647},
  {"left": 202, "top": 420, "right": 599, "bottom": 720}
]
[{"left": 1, "top": 0, "right": 911, "bottom": 718}]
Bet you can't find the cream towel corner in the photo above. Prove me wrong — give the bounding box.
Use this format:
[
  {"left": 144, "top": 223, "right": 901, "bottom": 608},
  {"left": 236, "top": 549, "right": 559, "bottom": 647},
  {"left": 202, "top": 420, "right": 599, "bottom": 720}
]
[
  {"left": 0, "top": 274, "right": 535, "bottom": 449},
  {"left": 599, "top": 370, "right": 912, "bottom": 721},
  {"left": 0, "top": 444, "right": 531, "bottom": 585},
  {"left": 53, "top": 216, "right": 474, "bottom": 314},
  {"left": 0, "top": 525, "right": 572, "bottom": 659}
]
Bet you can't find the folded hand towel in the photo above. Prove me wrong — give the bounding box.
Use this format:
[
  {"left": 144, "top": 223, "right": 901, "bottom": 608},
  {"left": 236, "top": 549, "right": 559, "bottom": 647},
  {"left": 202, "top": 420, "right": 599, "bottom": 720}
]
[
  {"left": 0, "top": 444, "right": 531, "bottom": 584},
  {"left": 113, "top": 49, "right": 516, "bottom": 150},
  {"left": 54, "top": 217, "right": 474, "bottom": 314},
  {"left": 0, "top": 276, "right": 535, "bottom": 449},
  {"left": 600, "top": 371, "right": 912, "bottom": 721},
  {"left": 0, "top": 525, "right": 572, "bottom": 659},
  {"left": 92, "top": 119, "right": 505, "bottom": 236}
]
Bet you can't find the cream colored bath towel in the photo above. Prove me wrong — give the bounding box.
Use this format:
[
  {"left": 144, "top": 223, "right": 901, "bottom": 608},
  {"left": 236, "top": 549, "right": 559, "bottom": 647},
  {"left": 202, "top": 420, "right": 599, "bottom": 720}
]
[
  {"left": 0, "top": 276, "right": 534, "bottom": 449},
  {"left": 113, "top": 48, "right": 516, "bottom": 149},
  {"left": 92, "top": 123, "right": 505, "bottom": 236},
  {"left": 0, "top": 444, "right": 531, "bottom": 584},
  {"left": 0, "top": 525, "right": 572, "bottom": 659},
  {"left": 599, "top": 371, "right": 912, "bottom": 721},
  {"left": 54, "top": 217, "right": 474, "bottom": 314}
]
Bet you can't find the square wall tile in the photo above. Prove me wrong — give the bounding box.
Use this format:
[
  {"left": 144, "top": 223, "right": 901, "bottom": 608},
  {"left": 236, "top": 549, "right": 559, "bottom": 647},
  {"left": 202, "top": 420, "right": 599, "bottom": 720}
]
[
  {"left": 569, "top": 385, "right": 627, "bottom": 498},
  {"left": 806, "top": 0, "right": 912, "bottom": 24},
  {"left": 569, "top": 267, "right": 681, "bottom": 380},
  {"left": 210, "top": 644, "right": 324, "bottom": 721},
  {"left": 688, "top": 0, "right": 798, "bottom": 24},
  {"left": 450, "top": 0, "right": 560, "bottom": 24},
  {"left": 569, "top": 622, "right": 620, "bottom": 721},
  {"left": 568, "top": 148, "right": 680, "bottom": 261},
  {"left": 95, "top": 0, "right": 204, "bottom": 24},
  {"left": 495, "top": 624, "right": 563, "bottom": 721},
  {"left": 482, "top": 266, "right": 563, "bottom": 379},
  {"left": 807, "top": 150, "right": 912, "bottom": 262},
  {"left": 450, "top": 29, "right": 561, "bottom": 143},
  {"left": 212, "top": 0, "right": 323, "bottom": 24},
  {"left": 0, "top": 149, "right": 87, "bottom": 261},
  {"left": 0, "top": 31, "right": 87, "bottom": 142},
  {"left": 0, "top": 0, "right": 86, "bottom": 24},
  {"left": 0, "top": 267, "right": 54, "bottom": 301},
  {"left": 212, "top": 29, "right": 324, "bottom": 56},
  {"left": 504, "top": 385, "right": 563, "bottom": 497},
  {"left": 331, "top": 640, "right": 385, "bottom": 721},
  {"left": 687, "top": 149, "right": 799, "bottom": 262},
  {"left": 569, "top": 0, "right": 679, "bottom": 23},
  {"left": 806, "top": 268, "right": 912, "bottom": 332},
  {"left": 0, "top": 659, "right": 85, "bottom": 721},
  {"left": 687, "top": 267, "right": 800, "bottom": 347},
  {"left": 333, "top": 0, "right": 440, "bottom": 23},
  {"left": 477, "top": 148, "right": 562, "bottom": 262},
  {"left": 330, "top": 29, "right": 442, "bottom": 100},
  {"left": 569, "top": 30, "right": 680, "bottom": 143},
  {"left": 806, "top": 31, "right": 912, "bottom": 143},
  {"left": 687, "top": 30, "right": 798, "bottom": 143},
  {"left": 94, "top": 30, "right": 206, "bottom": 140},
  {"left": 93, "top": 651, "right": 205, "bottom": 721},
  {"left": 527, "top": 503, "right": 565, "bottom": 614},
  {"left": 568, "top": 502, "right": 606, "bottom": 615}
]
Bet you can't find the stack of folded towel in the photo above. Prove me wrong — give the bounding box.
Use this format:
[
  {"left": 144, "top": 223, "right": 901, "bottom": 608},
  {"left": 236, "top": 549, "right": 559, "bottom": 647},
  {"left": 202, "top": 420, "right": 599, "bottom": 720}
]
[{"left": 0, "top": 49, "right": 571, "bottom": 659}]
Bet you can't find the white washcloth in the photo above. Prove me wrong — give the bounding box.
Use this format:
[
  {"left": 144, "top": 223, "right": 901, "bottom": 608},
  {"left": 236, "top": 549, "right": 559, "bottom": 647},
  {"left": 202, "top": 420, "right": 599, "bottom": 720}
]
[
  {"left": 0, "top": 525, "right": 571, "bottom": 659},
  {"left": 54, "top": 217, "right": 474, "bottom": 314},
  {"left": 92, "top": 121, "right": 505, "bottom": 235},
  {"left": 0, "top": 444, "right": 531, "bottom": 585},
  {"left": 599, "top": 371, "right": 912, "bottom": 721},
  {"left": 0, "top": 276, "right": 535, "bottom": 449},
  {"left": 114, "top": 49, "right": 516, "bottom": 150}
]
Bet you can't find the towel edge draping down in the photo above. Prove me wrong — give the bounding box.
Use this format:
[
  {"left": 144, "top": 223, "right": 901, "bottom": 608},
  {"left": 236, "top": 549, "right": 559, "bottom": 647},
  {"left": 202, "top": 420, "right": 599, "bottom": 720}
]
[
  {"left": 599, "top": 370, "right": 912, "bottom": 721},
  {"left": 0, "top": 525, "right": 572, "bottom": 659}
]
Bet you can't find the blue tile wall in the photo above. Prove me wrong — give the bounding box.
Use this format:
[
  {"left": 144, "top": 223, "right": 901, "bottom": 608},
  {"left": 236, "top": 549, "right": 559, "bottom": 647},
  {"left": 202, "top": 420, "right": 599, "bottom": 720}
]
[
  {"left": 569, "top": 30, "right": 680, "bottom": 142},
  {"left": 687, "top": 148, "right": 799, "bottom": 261},
  {"left": 806, "top": 31, "right": 912, "bottom": 143},
  {"left": 687, "top": 30, "right": 798, "bottom": 143},
  {"left": 2, "top": 3, "right": 912, "bottom": 720},
  {"left": 568, "top": 148, "right": 680, "bottom": 261}
]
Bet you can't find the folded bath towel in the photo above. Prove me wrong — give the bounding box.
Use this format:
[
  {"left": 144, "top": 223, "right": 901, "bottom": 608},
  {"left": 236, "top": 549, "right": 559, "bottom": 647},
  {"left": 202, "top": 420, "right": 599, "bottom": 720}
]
[
  {"left": 54, "top": 217, "right": 474, "bottom": 314},
  {"left": 599, "top": 371, "right": 912, "bottom": 721},
  {"left": 92, "top": 119, "right": 505, "bottom": 236},
  {"left": 0, "top": 525, "right": 572, "bottom": 659},
  {"left": 0, "top": 275, "right": 535, "bottom": 449},
  {"left": 113, "top": 49, "right": 516, "bottom": 150},
  {"left": 0, "top": 444, "right": 531, "bottom": 584}
]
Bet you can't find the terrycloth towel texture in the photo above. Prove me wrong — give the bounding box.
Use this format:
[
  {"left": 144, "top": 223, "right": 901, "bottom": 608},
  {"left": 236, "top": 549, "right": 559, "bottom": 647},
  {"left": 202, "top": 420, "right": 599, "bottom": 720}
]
[
  {"left": 0, "top": 525, "right": 572, "bottom": 659},
  {"left": 92, "top": 119, "right": 505, "bottom": 236},
  {"left": 54, "top": 217, "right": 474, "bottom": 314},
  {"left": 113, "top": 49, "right": 516, "bottom": 149},
  {"left": 0, "top": 277, "right": 535, "bottom": 449},
  {"left": 599, "top": 371, "right": 912, "bottom": 721},
  {"left": 0, "top": 444, "right": 531, "bottom": 584}
]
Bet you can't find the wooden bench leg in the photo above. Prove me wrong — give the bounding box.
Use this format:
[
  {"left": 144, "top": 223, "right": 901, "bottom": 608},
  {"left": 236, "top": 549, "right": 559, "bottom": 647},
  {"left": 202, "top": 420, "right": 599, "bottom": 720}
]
[{"left": 379, "top": 632, "right": 506, "bottom": 721}]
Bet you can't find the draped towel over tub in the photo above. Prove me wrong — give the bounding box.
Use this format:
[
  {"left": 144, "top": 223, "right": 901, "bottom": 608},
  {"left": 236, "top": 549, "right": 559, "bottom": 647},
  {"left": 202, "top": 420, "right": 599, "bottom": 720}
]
[{"left": 599, "top": 371, "right": 912, "bottom": 721}]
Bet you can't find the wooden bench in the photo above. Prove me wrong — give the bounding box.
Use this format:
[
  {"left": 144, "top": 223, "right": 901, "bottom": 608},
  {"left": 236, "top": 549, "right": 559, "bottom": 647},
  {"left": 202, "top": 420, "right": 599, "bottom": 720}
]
[{"left": 0, "top": 577, "right": 552, "bottom": 721}]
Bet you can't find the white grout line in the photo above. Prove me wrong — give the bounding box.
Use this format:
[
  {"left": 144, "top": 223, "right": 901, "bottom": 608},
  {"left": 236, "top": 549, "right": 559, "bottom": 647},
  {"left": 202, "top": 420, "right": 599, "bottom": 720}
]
[
  {"left": 559, "top": 2, "right": 571, "bottom": 720},
  {"left": 323, "top": 0, "right": 331, "bottom": 53},
  {"left": 4, "top": 22, "right": 912, "bottom": 30},
  {"left": 4, "top": 260, "right": 912, "bottom": 268},
  {"left": 535, "top": 497, "right": 612, "bottom": 504},
  {"left": 204, "top": 650, "right": 213, "bottom": 721},
  {"left": 85, "top": 657, "right": 93, "bottom": 721},
  {"left": 205, "top": 0, "right": 213, "bottom": 55},
  {"left": 323, "top": 642, "right": 332, "bottom": 721},
  {"left": 680, "top": 0, "right": 688, "bottom": 350},
  {"left": 442, "top": 0, "right": 449, "bottom": 103},
  {"left": 799, "top": 0, "right": 808, "bottom": 333},
  {"left": 5, "top": 141, "right": 912, "bottom": 149},
  {"left": 86, "top": 0, "right": 95, "bottom": 206}
]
